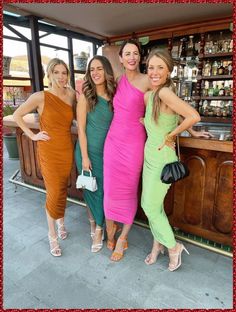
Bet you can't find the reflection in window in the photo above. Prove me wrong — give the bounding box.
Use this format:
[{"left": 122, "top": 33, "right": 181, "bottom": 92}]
[
  {"left": 72, "top": 39, "right": 93, "bottom": 64},
  {"left": 40, "top": 33, "right": 68, "bottom": 49},
  {"left": 3, "top": 39, "right": 30, "bottom": 77}
]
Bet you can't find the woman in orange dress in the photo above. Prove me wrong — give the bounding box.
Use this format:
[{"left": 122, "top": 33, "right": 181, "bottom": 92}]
[{"left": 13, "top": 58, "right": 76, "bottom": 257}]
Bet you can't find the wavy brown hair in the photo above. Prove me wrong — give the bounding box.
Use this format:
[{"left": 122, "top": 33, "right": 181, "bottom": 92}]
[
  {"left": 146, "top": 49, "right": 176, "bottom": 123},
  {"left": 82, "top": 56, "right": 116, "bottom": 111}
]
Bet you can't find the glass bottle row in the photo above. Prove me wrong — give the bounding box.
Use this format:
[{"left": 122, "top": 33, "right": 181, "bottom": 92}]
[{"left": 203, "top": 59, "right": 232, "bottom": 76}]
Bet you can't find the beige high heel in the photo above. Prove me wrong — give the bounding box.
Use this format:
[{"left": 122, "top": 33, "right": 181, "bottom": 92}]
[
  {"left": 168, "top": 243, "right": 189, "bottom": 271},
  {"left": 89, "top": 219, "right": 96, "bottom": 238},
  {"left": 144, "top": 245, "right": 165, "bottom": 265},
  {"left": 48, "top": 234, "right": 61, "bottom": 257},
  {"left": 56, "top": 220, "right": 68, "bottom": 240},
  {"left": 91, "top": 227, "right": 104, "bottom": 253}
]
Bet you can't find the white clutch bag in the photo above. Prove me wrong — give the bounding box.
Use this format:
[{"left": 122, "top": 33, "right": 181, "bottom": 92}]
[{"left": 76, "top": 170, "right": 97, "bottom": 192}]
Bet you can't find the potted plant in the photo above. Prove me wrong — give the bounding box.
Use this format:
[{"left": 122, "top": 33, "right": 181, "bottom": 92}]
[
  {"left": 3, "top": 101, "right": 20, "bottom": 160},
  {"left": 74, "top": 51, "right": 88, "bottom": 71}
]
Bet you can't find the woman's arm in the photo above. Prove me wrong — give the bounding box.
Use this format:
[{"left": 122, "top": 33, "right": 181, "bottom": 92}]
[
  {"left": 178, "top": 116, "right": 213, "bottom": 138},
  {"left": 160, "top": 87, "right": 201, "bottom": 138},
  {"left": 13, "top": 92, "right": 49, "bottom": 141},
  {"left": 76, "top": 94, "right": 92, "bottom": 171}
]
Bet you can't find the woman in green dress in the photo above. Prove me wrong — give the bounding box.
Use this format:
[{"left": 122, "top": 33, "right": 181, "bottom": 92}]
[
  {"left": 75, "top": 56, "right": 116, "bottom": 252},
  {"left": 141, "top": 49, "right": 201, "bottom": 271}
]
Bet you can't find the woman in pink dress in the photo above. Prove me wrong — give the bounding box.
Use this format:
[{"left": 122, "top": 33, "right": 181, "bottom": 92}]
[{"left": 104, "top": 39, "right": 150, "bottom": 261}]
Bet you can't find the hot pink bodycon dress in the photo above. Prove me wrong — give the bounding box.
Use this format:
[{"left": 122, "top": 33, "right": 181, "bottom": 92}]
[{"left": 104, "top": 75, "right": 146, "bottom": 224}]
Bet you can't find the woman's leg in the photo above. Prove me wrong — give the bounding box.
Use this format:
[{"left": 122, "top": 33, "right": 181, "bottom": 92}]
[
  {"left": 87, "top": 206, "right": 96, "bottom": 237},
  {"left": 144, "top": 239, "right": 164, "bottom": 265},
  {"left": 46, "top": 209, "right": 61, "bottom": 256},
  {"left": 110, "top": 223, "right": 131, "bottom": 261}
]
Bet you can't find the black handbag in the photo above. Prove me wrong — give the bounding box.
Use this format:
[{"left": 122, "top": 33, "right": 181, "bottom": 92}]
[{"left": 161, "top": 136, "right": 189, "bottom": 184}]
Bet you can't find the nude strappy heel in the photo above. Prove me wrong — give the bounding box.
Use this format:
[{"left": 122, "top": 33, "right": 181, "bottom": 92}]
[
  {"left": 168, "top": 243, "right": 189, "bottom": 271},
  {"left": 91, "top": 227, "right": 104, "bottom": 253},
  {"left": 144, "top": 245, "right": 165, "bottom": 265},
  {"left": 56, "top": 220, "right": 68, "bottom": 240},
  {"left": 48, "top": 234, "right": 62, "bottom": 257}
]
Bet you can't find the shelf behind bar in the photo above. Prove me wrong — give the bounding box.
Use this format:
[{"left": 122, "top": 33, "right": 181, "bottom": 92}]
[
  {"left": 192, "top": 96, "right": 232, "bottom": 101},
  {"left": 200, "top": 116, "right": 232, "bottom": 124},
  {"left": 199, "top": 52, "right": 233, "bottom": 58},
  {"left": 198, "top": 75, "right": 233, "bottom": 80}
]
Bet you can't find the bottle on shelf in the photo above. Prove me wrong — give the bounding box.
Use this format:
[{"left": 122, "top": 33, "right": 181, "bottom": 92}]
[
  {"left": 217, "top": 31, "right": 224, "bottom": 53},
  {"left": 213, "top": 82, "right": 220, "bottom": 96},
  {"left": 180, "top": 37, "right": 187, "bottom": 59},
  {"left": 203, "top": 60, "right": 211, "bottom": 76},
  {"left": 227, "top": 62, "right": 232, "bottom": 75},
  {"left": 186, "top": 35, "right": 195, "bottom": 57},
  {"left": 191, "top": 64, "right": 198, "bottom": 80},
  {"left": 217, "top": 61, "right": 224, "bottom": 75},
  {"left": 208, "top": 82, "right": 214, "bottom": 97},
  {"left": 204, "top": 34, "right": 213, "bottom": 54},
  {"left": 218, "top": 82, "right": 225, "bottom": 96},
  {"left": 178, "top": 64, "right": 184, "bottom": 78},
  {"left": 202, "top": 80, "right": 209, "bottom": 96},
  {"left": 212, "top": 61, "right": 218, "bottom": 76}
]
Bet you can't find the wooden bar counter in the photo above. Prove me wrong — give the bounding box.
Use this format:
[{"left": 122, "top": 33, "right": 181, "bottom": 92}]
[{"left": 4, "top": 114, "right": 233, "bottom": 246}]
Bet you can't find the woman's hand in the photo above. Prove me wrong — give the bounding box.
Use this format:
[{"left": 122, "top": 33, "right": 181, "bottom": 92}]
[
  {"left": 139, "top": 117, "right": 145, "bottom": 125},
  {"left": 82, "top": 157, "right": 92, "bottom": 171},
  {"left": 158, "top": 134, "right": 176, "bottom": 151},
  {"left": 31, "top": 131, "right": 50, "bottom": 141},
  {"left": 191, "top": 130, "right": 214, "bottom": 138}
]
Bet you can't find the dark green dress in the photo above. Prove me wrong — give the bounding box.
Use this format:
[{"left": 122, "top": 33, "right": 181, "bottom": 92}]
[{"left": 75, "top": 96, "right": 113, "bottom": 226}]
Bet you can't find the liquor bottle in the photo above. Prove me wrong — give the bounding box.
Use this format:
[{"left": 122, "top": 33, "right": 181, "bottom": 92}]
[
  {"left": 217, "top": 61, "right": 224, "bottom": 75},
  {"left": 218, "top": 82, "right": 225, "bottom": 96},
  {"left": 224, "top": 81, "right": 230, "bottom": 96},
  {"left": 198, "top": 100, "right": 204, "bottom": 115},
  {"left": 180, "top": 38, "right": 187, "bottom": 59},
  {"left": 212, "top": 61, "right": 218, "bottom": 76},
  {"left": 223, "top": 61, "right": 229, "bottom": 75},
  {"left": 229, "top": 39, "right": 233, "bottom": 52},
  {"left": 204, "top": 34, "right": 213, "bottom": 54},
  {"left": 229, "top": 84, "right": 233, "bottom": 96},
  {"left": 192, "top": 64, "right": 198, "bottom": 80},
  {"left": 183, "top": 64, "right": 189, "bottom": 78},
  {"left": 186, "top": 35, "right": 195, "bottom": 57},
  {"left": 178, "top": 64, "right": 184, "bottom": 78},
  {"left": 208, "top": 82, "right": 214, "bottom": 96},
  {"left": 202, "top": 81, "right": 209, "bottom": 96},
  {"left": 203, "top": 60, "right": 211, "bottom": 76},
  {"left": 213, "top": 82, "right": 220, "bottom": 96},
  {"left": 227, "top": 62, "right": 232, "bottom": 75}
]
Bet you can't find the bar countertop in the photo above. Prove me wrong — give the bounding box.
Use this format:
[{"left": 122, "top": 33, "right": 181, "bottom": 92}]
[{"left": 3, "top": 114, "right": 232, "bottom": 153}]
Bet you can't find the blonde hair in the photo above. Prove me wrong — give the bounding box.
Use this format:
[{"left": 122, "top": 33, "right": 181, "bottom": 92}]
[
  {"left": 46, "top": 58, "right": 71, "bottom": 88},
  {"left": 146, "top": 49, "right": 176, "bottom": 123}
]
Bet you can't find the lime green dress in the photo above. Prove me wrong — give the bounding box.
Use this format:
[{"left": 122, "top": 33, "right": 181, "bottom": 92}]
[
  {"left": 75, "top": 96, "right": 113, "bottom": 226},
  {"left": 141, "top": 92, "right": 178, "bottom": 248}
]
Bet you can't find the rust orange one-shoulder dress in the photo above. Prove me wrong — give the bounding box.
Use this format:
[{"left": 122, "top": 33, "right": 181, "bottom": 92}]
[{"left": 37, "top": 91, "right": 73, "bottom": 219}]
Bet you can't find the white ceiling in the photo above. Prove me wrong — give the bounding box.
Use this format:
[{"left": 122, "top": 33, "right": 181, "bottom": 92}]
[{"left": 4, "top": 3, "right": 232, "bottom": 40}]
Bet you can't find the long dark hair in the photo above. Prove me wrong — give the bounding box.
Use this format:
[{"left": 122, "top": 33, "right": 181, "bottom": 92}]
[
  {"left": 82, "top": 55, "right": 116, "bottom": 111},
  {"left": 146, "top": 48, "right": 176, "bottom": 123}
]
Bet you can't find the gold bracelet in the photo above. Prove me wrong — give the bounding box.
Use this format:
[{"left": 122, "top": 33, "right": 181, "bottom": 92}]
[{"left": 165, "top": 133, "right": 176, "bottom": 142}]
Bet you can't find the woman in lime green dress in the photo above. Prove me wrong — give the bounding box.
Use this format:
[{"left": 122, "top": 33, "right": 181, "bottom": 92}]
[
  {"left": 75, "top": 56, "right": 115, "bottom": 253},
  {"left": 141, "top": 49, "right": 200, "bottom": 271}
]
